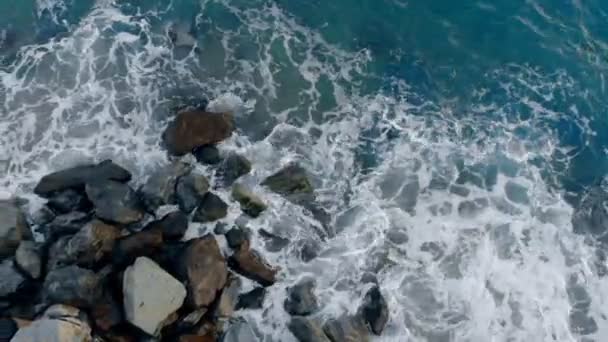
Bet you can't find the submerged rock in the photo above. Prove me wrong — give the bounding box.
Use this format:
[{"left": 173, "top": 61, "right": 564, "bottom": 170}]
[
  {"left": 322, "top": 315, "right": 369, "bottom": 342},
  {"left": 288, "top": 317, "right": 331, "bottom": 342},
  {"left": 163, "top": 111, "right": 234, "bottom": 156},
  {"left": 259, "top": 229, "right": 290, "bottom": 252},
  {"left": 0, "top": 200, "right": 31, "bottom": 258},
  {"left": 232, "top": 184, "right": 267, "bottom": 218},
  {"left": 139, "top": 162, "right": 192, "bottom": 212},
  {"left": 43, "top": 265, "right": 102, "bottom": 308},
  {"left": 262, "top": 164, "right": 314, "bottom": 199},
  {"left": 112, "top": 228, "right": 164, "bottom": 267},
  {"left": 0, "top": 259, "right": 26, "bottom": 298},
  {"left": 228, "top": 240, "right": 278, "bottom": 287},
  {"left": 86, "top": 180, "right": 145, "bottom": 224},
  {"left": 193, "top": 145, "right": 221, "bottom": 165},
  {"left": 15, "top": 241, "right": 42, "bottom": 279},
  {"left": 217, "top": 154, "right": 252, "bottom": 186},
  {"left": 146, "top": 211, "right": 189, "bottom": 241},
  {"left": 221, "top": 318, "right": 258, "bottom": 342},
  {"left": 285, "top": 278, "right": 319, "bottom": 316},
  {"left": 123, "top": 257, "right": 186, "bottom": 336},
  {"left": 236, "top": 287, "right": 266, "bottom": 310},
  {"left": 176, "top": 172, "right": 210, "bottom": 214},
  {"left": 192, "top": 193, "right": 228, "bottom": 223},
  {"left": 47, "top": 189, "right": 92, "bottom": 214},
  {"left": 358, "top": 286, "right": 389, "bottom": 335},
  {"left": 572, "top": 186, "right": 608, "bottom": 243},
  {"left": 34, "top": 160, "right": 131, "bottom": 198},
  {"left": 11, "top": 305, "right": 92, "bottom": 342}
]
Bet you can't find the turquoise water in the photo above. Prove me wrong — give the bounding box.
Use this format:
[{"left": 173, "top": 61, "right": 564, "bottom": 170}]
[{"left": 2, "top": 0, "right": 608, "bottom": 340}]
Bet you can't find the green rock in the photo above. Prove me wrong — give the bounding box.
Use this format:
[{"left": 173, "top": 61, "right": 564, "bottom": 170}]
[
  {"left": 232, "top": 184, "right": 267, "bottom": 218},
  {"left": 261, "top": 164, "right": 314, "bottom": 197}
]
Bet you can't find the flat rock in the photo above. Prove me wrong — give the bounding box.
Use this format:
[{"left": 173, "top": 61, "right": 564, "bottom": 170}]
[
  {"left": 285, "top": 278, "right": 318, "bottom": 316},
  {"left": 176, "top": 173, "right": 210, "bottom": 214},
  {"left": 236, "top": 287, "right": 266, "bottom": 310},
  {"left": 232, "top": 184, "right": 267, "bottom": 218},
  {"left": 11, "top": 305, "right": 92, "bottom": 342},
  {"left": 15, "top": 241, "right": 42, "bottom": 279},
  {"left": 123, "top": 257, "right": 186, "bottom": 336},
  {"left": 192, "top": 193, "right": 228, "bottom": 223},
  {"left": 217, "top": 154, "right": 251, "bottom": 186},
  {"left": 228, "top": 240, "right": 278, "bottom": 287},
  {"left": 163, "top": 111, "right": 234, "bottom": 156},
  {"left": 322, "top": 315, "right": 369, "bottom": 342},
  {"left": 34, "top": 160, "right": 131, "bottom": 198},
  {"left": 222, "top": 318, "right": 258, "bottom": 342},
  {"left": 47, "top": 189, "right": 92, "bottom": 214},
  {"left": 146, "top": 211, "right": 189, "bottom": 241},
  {"left": 64, "top": 220, "right": 121, "bottom": 267},
  {"left": 139, "top": 162, "right": 192, "bottom": 212},
  {"left": 86, "top": 180, "right": 145, "bottom": 225},
  {"left": 43, "top": 265, "right": 102, "bottom": 308},
  {"left": 177, "top": 236, "right": 228, "bottom": 308},
  {"left": 358, "top": 286, "right": 389, "bottom": 335},
  {"left": 0, "top": 259, "right": 26, "bottom": 298},
  {"left": 0, "top": 200, "right": 31, "bottom": 258},
  {"left": 193, "top": 145, "right": 221, "bottom": 165},
  {"left": 288, "top": 317, "right": 331, "bottom": 342},
  {"left": 112, "top": 228, "right": 164, "bottom": 267}
]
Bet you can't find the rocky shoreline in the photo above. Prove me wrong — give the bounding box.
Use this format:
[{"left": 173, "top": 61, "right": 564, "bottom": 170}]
[{"left": 0, "top": 109, "right": 389, "bottom": 341}]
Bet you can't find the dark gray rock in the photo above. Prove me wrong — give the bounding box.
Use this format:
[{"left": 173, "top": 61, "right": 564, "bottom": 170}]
[
  {"left": 139, "top": 162, "right": 192, "bottom": 212},
  {"left": 386, "top": 228, "right": 408, "bottom": 245},
  {"left": 146, "top": 211, "right": 189, "bottom": 241},
  {"left": 232, "top": 184, "right": 267, "bottom": 218},
  {"left": 64, "top": 220, "right": 121, "bottom": 267},
  {"left": 225, "top": 227, "right": 249, "bottom": 250},
  {"left": 30, "top": 205, "right": 56, "bottom": 226},
  {"left": 192, "top": 193, "right": 228, "bottom": 223},
  {"left": 288, "top": 316, "right": 331, "bottom": 342},
  {"left": 217, "top": 154, "right": 252, "bottom": 186},
  {"left": 298, "top": 239, "right": 320, "bottom": 263},
  {"left": 0, "top": 318, "right": 18, "bottom": 341},
  {"left": 176, "top": 172, "right": 210, "bottom": 213},
  {"left": 162, "top": 110, "right": 234, "bottom": 156},
  {"left": 112, "top": 227, "right": 164, "bottom": 267},
  {"left": 457, "top": 198, "right": 489, "bottom": 218},
  {"left": 222, "top": 318, "right": 258, "bottom": 342},
  {"left": 285, "top": 278, "right": 318, "bottom": 316},
  {"left": 358, "top": 286, "right": 389, "bottom": 335},
  {"left": 323, "top": 315, "right": 369, "bottom": 342},
  {"left": 43, "top": 265, "right": 102, "bottom": 308},
  {"left": 47, "top": 189, "right": 92, "bottom": 214},
  {"left": 44, "top": 211, "right": 91, "bottom": 240},
  {"left": 262, "top": 164, "right": 314, "bottom": 198},
  {"left": 193, "top": 145, "right": 221, "bottom": 165},
  {"left": 0, "top": 259, "right": 26, "bottom": 298},
  {"left": 0, "top": 200, "right": 31, "bottom": 258},
  {"left": 15, "top": 241, "right": 42, "bottom": 279},
  {"left": 86, "top": 180, "right": 145, "bottom": 224},
  {"left": 228, "top": 240, "right": 278, "bottom": 287},
  {"left": 34, "top": 160, "right": 131, "bottom": 198},
  {"left": 259, "top": 229, "right": 290, "bottom": 252},
  {"left": 236, "top": 287, "right": 266, "bottom": 310}
]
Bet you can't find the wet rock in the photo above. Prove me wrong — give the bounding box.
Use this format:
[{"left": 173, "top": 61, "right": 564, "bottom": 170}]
[
  {"left": 258, "top": 229, "right": 290, "bottom": 252},
  {"left": 572, "top": 186, "right": 608, "bottom": 242},
  {"left": 176, "top": 172, "right": 210, "bottom": 213},
  {"left": 262, "top": 164, "right": 314, "bottom": 198},
  {"left": 47, "top": 189, "right": 92, "bottom": 214},
  {"left": 322, "top": 316, "right": 369, "bottom": 342},
  {"left": 140, "top": 162, "right": 192, "bottom": 212},
  {"left": 15, "top": 241, "right": 42, "bottom": 279},
  {"left": 236, "top": 287, "right": 266, "bottom": 310},
  {"left": 44, "top": 211, "right": 91, "bottom": 240},
  {"left": 285, "top": 278, "right": 318, "bottom": 316},
  {"left": 221, "top": 318, "right": 258, "bottom": 342},
  {"left": 360, "top": 273, "right": 378, "bottom": 285},
  {"left": 0, "top": 200, "right": 31, "bottom": 258},
  {"left": 213, "top": 223, "right": 229, "bottom": 235},
  {"left": 86, "top": 180, "right": 145, "bottom": 225},
  {"left": 163, "top": 111, "right": 234, "bottom": 156},
  {"left": 216, "top": 273, "right": 241, "bottom": 318},
  {"left": 11, "top": 305, "right": 92, "bottom": 342},
  {"left": 91, "top": 292, "right": 123, "bottom": 332},
  {"left": 34, "top": 160, "right": 131, "bottom": 198},
  {"left": 217, "top": 154, "right": 252, "bottom": 186},
  {"left": 30, "top": 206, "right": 56, "bottom": 226},
  {"left": 192, "top": 193, "right": 228, "bottom": 223},
  {"left": 123, "top": 257, "right": 186, "bottom": 336},
  {"left": 43, "top": 265, "right": 102, "bottom": 308},
  {"left": 177, "top": 308, "right": 208, "bottom": 330},
  {"left": 386, "top": 228, "right": 408, "bottom": 245},
  {"left": 146, "top": 211, "right": 189, "bottom": 241},
  {"left": 298, "top": 239, "right": 320, "bottom": 263},
  {"left": 0, "top": 259, "right": 26, "bottom": 298},
  {"left": 232, "top": 184, "right": 267, "bottom": 218},
  {"left": 0, "top": 318, "right": 18, "bottom": 341},
  {"left": 288, "top": 317, "right": 331, "bottom": 342},
  {"left": 64, "top": 220, "right": 121, "bottom": 267},
  {"left": 177, "top": 236, "right": 228, "bottom": 308},
  {"left": 228, "top": 240, "right": 278, "bottom": 287},
  {"left": 112, "top": 228, "right": 164, "bottom": 267},
  {"left": 358, "top": 286, "right": 389, "bottom": 335},
  {"left": 224, "top": 227, "right": 249, "bottom": 250},
  {"left": 193, "top": 145, "right": 221, "bottom": 165},
  {"left": 457, "top": 198, "right": 489, "bottom": 218},
  {"left": 569, "top": 310, "right": 598, "bottom": 335}
]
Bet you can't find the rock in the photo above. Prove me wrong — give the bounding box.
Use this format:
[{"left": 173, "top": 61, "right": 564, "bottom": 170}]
[
  {"left": 179, "top": 335, "right": 215, "bottom": 342},
  {"left": 34, "top": 160, "right": 131, "bottom": 198},
  {"left": 47, "top": 189, "right": 92, "bottom": 214},
  {"left": 176, "top": 173, "right": 210, "bottom": 214},
  {"left": 457, "top": 198, "right": 489, "bottom": 218},
  {"left": 224, "top": 227, "right": 249, "bottom": 250},
  {"left": 386, "top": 228, "right": 408, "bottom": 245},
  {"left": 177, "top": 236, "right": 228, "bottom": 308},
  {"left": 91, "top": 292, "right": 123, "bottom": 332},
  {"left": 285, "top": 278, "right": 318, "bottom": 316},
  {"left": 30, "top": 206, "right": 56, "bottom": 226},
  {"left": 262, "top": 164, "right": 314, "bottom": 198},
  {"left": 573, "top": 186, "right": 608, "bottom": 242},
  {"left": 43, "top": 265, "right": 102, "bottom": 308},
  {"left": 358, "top": 286, "right": 389, "bottom": 335},
  {"left": 192, "top": 193, "right": 228, "bottom": 223},
  {"left": 236, "top": 287, "right": 266, "bottom": 310},
  {"left": 258, "top": 229, "right": 290, "bottom": 252},
  {"left": 177, "top": 308, "right": 208, "bottom": 330},
  {"left": 231, "top": 184, "right": 267, "bottom": 218},
  {"left": 15, "top": 241, "right": 42, "bottom": 279},
  {"left": 193, "top": 145, "right": 221, "bottom": 165},
  {"left": 298, "top": 239, "right": 320, "bottom": 263},
  {"left": 216, "top": 273, "right": 241, "bottom": 318},
  {"left": 221, "top": 318, "right": 258, "bottom": 342},
  {"left": 163, "top": 110, "right": 234, "bottom": 156},
  {"left": 86, "top": 180, "right": 145, "bottom": 225},
  {"left": 217, "top": 154, "right": 251, "bottom": 186},
  {"left": 0, "top": 259, "right": 26, "bottom": 298},
  {"left": 11, "top": 305, "right": 92, "bottom": 342},
  {"left": 288, "top": 317, "right": 331, "bottom": 342},
  {"left": 0, "top": 200, "right": 31, "bottom": 258},
  {"left": 112, "top": 228, "right": 164, "bottom": 267},
  {"left": 139, "top": 162, "right": 192, "bottom": 212},
  {"left": 322, "top": 316, "right": 369, "bottom": 342},
  {"left": 146, "top": 211, "right": 189, "bottom": 241},
  {"left": 228, "top": 240, "right": 278, "bottom": 287},
  {"left": 123, "top": 257, "right": 186, "bottom": 336},
  {"left": 64, "top": 220, "right": 121, "bottom": 267},
  {"left": 44, "top": 211, "right": 91, "bottom": 240},
  {"left": 0, "top": 318, "right": 18, "bottom": 341}
]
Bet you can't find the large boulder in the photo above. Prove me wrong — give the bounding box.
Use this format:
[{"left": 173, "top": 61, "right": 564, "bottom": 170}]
[
  {"left": 192, "top": 193, "right": 228, "bottom": 223},
  {"left": 322, "top": 315, "right": 369, "bottom": 342},
  {"left": 175, "top": 172, "right": 210, "bottom": 214},
  {"left": 86, "top": 180, "right": 145, "bottom": 225},
  {"left": 11, "top": 305, "right": 92, "bottom": 342},
  {"left": 177, "top": 236, "right": 228, "bottom": 308},
  {"left": 0, "top": 259, "right": 26, "bottom": 298},
  {"left": 123, "top": 257, "right": 186, "bottom": 336},
  {"left": 145, "top": 211, "right": 189, "bottom": 241},
  {"left": 163, "top": 111, "right": 234, "bottom": 156},
  {"left": 284, "top": 278, "right": 318, "bottom": 316},
  {"left": 63, "top": 220, "right": 121, "bottom": 267},
  {"left": 232, "top": 184, "right": 267, "bottom": 218},
  {"left": 217, "top": 154, "right": 252, "bottom": 186},
  {"left": 112, "top": 228, "right": 164, "bottom": 267},
  {"left": 288, "top": 317, "right": 331, "bottom": 342},
  {"left": 0, "top": 200, "right": 31, "bottom": 258},
  {"left": 358, "top": 286, "right": 389, "bottom": 335},
  {"left": 43, "top": 265, "right": 102, "bottom": 308},
  {"left": 139, "top": 162, "right": 192, "bottom": 212},
  {"left": 15, "top": 241, "right": 42, "bottom": 279},
  {"left": 34, "top": 160, "right": 131, "bottom": 198},
  {"left": 228, "top": 240, "right": 278, "bottom": 287}
]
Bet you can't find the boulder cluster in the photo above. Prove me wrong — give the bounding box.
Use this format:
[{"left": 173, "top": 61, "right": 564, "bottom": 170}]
[{"left": 0, "top": 110, "right": 389, "bottom": 341}]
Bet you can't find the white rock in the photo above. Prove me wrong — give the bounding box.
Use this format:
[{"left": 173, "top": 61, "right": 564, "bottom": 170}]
[{"left": 123, "top": 257, "right": 186, "bottom": 336}]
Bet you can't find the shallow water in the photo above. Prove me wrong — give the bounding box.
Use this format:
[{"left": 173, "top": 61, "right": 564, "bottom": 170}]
[{"left": 2, "top": 0, "right": 608, "bottom": 341}]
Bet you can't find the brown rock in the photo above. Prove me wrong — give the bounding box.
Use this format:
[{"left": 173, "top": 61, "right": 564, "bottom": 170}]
[
  {"left": 179, "top": 334, "right": 216, "bottom": 342},
  {"left": 65, "top": 220, "right": 121, "bottom": 267},
  {"left": 163, "top": 111, "right": 234, "bottom": 156},
  {"left": 228, "top": 241, "right": 278, "bottom": 287},
  {"left": 91, "top": 292, "right": 123, "bottom": 332},
  {"left": 112, "top": 228, "right": 164, "bottom": 267}
]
